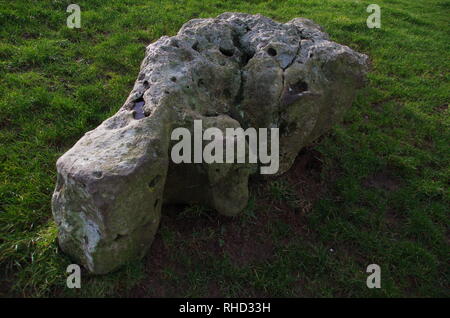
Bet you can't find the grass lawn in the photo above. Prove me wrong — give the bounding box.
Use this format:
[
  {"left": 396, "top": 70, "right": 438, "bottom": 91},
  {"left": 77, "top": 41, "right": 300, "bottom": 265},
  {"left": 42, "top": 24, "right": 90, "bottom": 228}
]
[{"left": 0, "top": 0, "right": 448, "bottom": 297}]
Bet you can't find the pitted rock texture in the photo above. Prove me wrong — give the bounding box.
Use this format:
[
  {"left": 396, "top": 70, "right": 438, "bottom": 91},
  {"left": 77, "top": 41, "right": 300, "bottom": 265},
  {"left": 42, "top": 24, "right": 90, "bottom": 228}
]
[{"left": 52, "top": 13, "right": 369, "bottom": 274}]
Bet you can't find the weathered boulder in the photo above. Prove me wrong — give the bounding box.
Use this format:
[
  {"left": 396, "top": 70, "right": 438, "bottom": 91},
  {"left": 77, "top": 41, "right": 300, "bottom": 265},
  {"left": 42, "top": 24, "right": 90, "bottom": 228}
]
[{"left": 52, "top": 12, "right": 369, "bottom": 274}]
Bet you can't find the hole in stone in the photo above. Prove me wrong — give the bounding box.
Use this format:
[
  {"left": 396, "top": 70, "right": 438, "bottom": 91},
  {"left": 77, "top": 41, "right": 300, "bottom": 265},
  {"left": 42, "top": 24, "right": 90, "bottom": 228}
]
[
  {"left": 143, "top": 80, "right": 149, "bottom": 89},
  {"left": 164, "top": 90, "right": 170, "bottom": 94},
  {"left": 192, "top": 41, "right": 199, "bottom": 52},
  {"left": 132, "top": 98, "right": 146, "bottom": 119},
  {"left": 170, "top": 77, "right": 177, "bottom": 82},
  {"left": 198, "top": 79, "right": 205, "bottom": 87},
  {"left": 204, "top": 110, "right": 218, "bottom": 117},
  {"left": 219, "top": 47, "right": 234, "bottom": 57},
  {"left": 242, "top": 51, "right": 255, "bottom": 65},
  {"left": 289, "top": 80, "right": 308, "bottom": 94},
  {"left": 282, "top": 80, "right": 309, "bottom": 106},
  {"left": 148, "top": 175, "right": 162, "bottom": 188},
  {"left": 267, "top": 47, "right": 277, "bottom": 56},
  {"left": 92, "top": 171, "right": 103, "bottom": 178},
  {"left": 114, "top": 233, "right": 127, "bottom": 242}
]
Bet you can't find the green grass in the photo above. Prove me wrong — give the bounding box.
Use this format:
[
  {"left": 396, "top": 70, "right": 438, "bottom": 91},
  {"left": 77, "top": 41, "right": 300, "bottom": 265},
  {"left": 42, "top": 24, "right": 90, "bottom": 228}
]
[{"left": 0, "top": 0, "right": 449, "bottom": 297}]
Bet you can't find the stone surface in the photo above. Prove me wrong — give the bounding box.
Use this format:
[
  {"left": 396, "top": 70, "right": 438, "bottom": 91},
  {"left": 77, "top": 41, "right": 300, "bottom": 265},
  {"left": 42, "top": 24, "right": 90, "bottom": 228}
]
[{"left": 52, "top": 12, "right": 369, "bottom": 274}]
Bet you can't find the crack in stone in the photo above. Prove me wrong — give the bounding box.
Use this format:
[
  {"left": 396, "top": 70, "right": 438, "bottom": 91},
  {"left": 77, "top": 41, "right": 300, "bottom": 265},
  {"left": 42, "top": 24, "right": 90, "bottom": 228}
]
[
  {"left": 277, "top": 41, "right": 302, "bottom": 126},
  {"left": 227, "top": 28, "right": 254, "bottom": 126}
]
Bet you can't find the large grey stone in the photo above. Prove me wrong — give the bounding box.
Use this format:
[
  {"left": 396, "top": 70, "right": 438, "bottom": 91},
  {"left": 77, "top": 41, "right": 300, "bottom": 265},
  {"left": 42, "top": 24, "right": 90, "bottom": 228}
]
[{"left": 52, "top": 12, "right": 369, "bottom": 274}]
